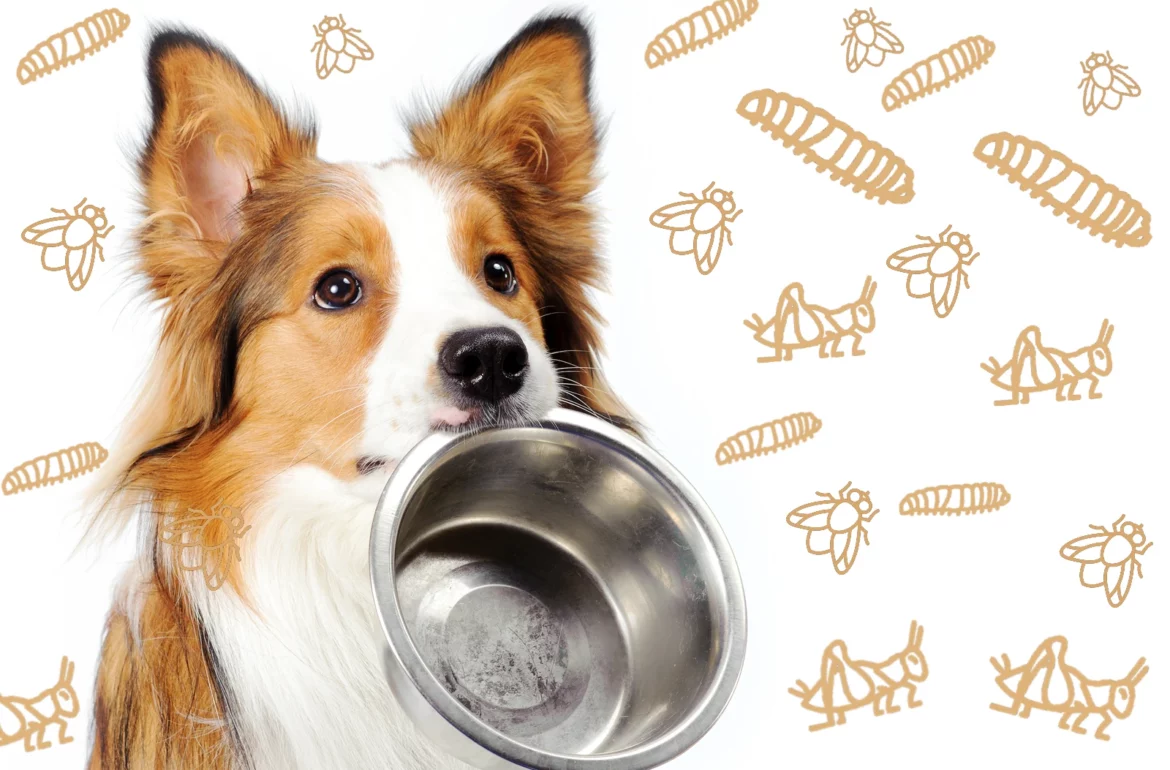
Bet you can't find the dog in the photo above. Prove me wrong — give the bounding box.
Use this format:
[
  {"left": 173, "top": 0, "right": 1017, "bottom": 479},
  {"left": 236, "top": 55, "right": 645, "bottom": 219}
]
[{"left": 85, "top": 14, "right": 631, "bottom": 769}]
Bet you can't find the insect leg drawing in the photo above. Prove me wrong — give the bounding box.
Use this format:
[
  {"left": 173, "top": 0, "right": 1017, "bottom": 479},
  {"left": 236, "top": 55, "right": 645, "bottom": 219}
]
[
  {"left": 649, "top": 182, "right": 742, "bottom": 275},
  {"left": 0, "top": 658, "right": 79, "bottom": 752},
  {"left": 21, "top": 199, "right": 114, "bottom": 291},
  {"left": 886, "top": 225, "right": 978, "bottom": 318},
  {"left": 745, "top": 276, "right": 876, "bottom": 362},
  {"left": 1060, "top": 515, "right": 1152, "bottom": 608},
  {"left": 982, "top": 320, "right": 1113, "bottom": 405}
]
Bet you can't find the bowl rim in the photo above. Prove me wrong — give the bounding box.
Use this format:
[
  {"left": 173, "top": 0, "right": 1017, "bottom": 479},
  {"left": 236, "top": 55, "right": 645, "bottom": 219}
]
[{"left": 370, "top": 407, "right": 748, "bottom": 770}]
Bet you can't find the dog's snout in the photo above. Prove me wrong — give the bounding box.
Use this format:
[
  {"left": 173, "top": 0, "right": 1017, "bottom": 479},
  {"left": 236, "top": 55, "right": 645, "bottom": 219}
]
[{"left": 439, "top": 327, "right": 529, "bottom": 403}]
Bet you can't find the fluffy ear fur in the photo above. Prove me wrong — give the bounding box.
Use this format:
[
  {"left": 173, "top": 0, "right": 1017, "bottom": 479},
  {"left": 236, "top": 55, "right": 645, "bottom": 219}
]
[{"left": 410, "top": 15, "right": 637, "bottom": 433}]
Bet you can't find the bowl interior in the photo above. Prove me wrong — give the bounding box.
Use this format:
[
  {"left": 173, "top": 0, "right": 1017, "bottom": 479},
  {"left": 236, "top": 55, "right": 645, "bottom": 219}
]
[{"left": 391, "top": 425, "right": 729, "bottom": 757}]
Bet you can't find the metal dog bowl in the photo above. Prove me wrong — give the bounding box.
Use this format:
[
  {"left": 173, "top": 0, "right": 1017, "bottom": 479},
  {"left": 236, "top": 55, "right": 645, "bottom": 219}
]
[{"left": 370, "top": 408, "right": 747, "bottom": 769}]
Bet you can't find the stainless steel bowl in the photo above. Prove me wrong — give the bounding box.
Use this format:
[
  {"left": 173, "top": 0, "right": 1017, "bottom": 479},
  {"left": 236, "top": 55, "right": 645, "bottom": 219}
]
[{"left": 370, "top": 408, "right": 747, "bottom": 770}]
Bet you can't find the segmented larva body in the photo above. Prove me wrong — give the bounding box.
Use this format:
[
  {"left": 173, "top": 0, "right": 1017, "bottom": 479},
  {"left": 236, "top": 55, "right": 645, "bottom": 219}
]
[
  {"left": 737, "top": 89, "right": 915, "bottom": 204},
  {"left": 16, "top": 8, "right": 131, "bottom": 85},
  {"left": 2, "top": 442, "right": 109, "bottom": 495},
  {"left": 645, "top": 0, "right": 758, "bottom": 69},
  {"left": 974, "top": 132, "right": 1151, "bottom": 248},
  {"left": 881, "top": 35, "right": 995, "bottom": 111},
  {"left": 716, "top": 412, "right": 822, "bottom": 466},
  {"left": 899, "top": 482, "right": 1011, "bottom": 516}
]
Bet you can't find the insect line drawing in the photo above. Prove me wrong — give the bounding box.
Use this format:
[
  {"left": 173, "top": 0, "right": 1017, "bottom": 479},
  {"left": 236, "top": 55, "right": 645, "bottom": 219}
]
[
  {"left": 0, "top": 657, "right": 79, "bottom": 752},
  {"left": 886, "top": 225, "right": 978, "bottom": 318},
  {"left": 1060, "top": 515, "right": 1152, "bottom": 608},
  {"left": 745, "top": 276, "right": 876, "bottom": 362},
  {"left": 990, "top": 636, "right": 1147, "bottom": 741},
  {"left": 312, "top": 15, "right": 374, "bottom": 80},
  {"left": 786, "top": 481, "right": 879, "bottom": 575},
  {"left": 1080, "top": 51, "right": 1140, "bottom": 116},
  {"left": 649, "top": 182, "right": 742, "bottom": 275},
  {"left": 644, "top": 0, "right": 759, "bottom": 69},
  {"left": 899, "top": 482, "right": 1010, "bottom": 516},
  {"left": 159, "top": 500, "right": 251, "bottom": 591},
  {"left": 789, "top": 621, "right": 928, "bottom": 731},
  {"left": 715, "top": 412, "right": 822, "bottom": 465},
  {"left": 2, "top": 442, "right": 108, "bottom": 496},
  {"left": 882, "top": 35, "right": 995, "bottom": 111},
  {"left": 21, "top": 199, "right": 114, "bottom": 291},
  {"left": 16, "top": 8, "right": 131, "bottom": 85},
  {"left": 981, "top": 320, "right": 1113, "bottom": 406},
  {"left": 841, "top": 8, "right": 903, "bottom": 72}
]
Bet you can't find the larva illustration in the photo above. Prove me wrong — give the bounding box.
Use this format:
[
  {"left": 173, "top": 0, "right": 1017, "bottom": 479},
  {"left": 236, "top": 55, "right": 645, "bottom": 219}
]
[
  {"left": 881, "top": 35, "right": 995, "bottom": 111},
  {"left": 899, "top": 482, "right": 1011, "bottom": 516},
  {"left": 645, "top": 0, "right": 758, "bottom": 69},
  {"left": 737, "top": 89, "right": 915, "bottom": 204},
  {"left": 16, "top": 8, "right": 131, "bottom": 85},
  {"left": 2, "top": 443, "right": 108, "bottom": 496},
  {"left": 716, "top": 412, "right": 822, "bottom": 466},
  {"left": 974, "top": 132, "right": 1151, "bottom": 248}
]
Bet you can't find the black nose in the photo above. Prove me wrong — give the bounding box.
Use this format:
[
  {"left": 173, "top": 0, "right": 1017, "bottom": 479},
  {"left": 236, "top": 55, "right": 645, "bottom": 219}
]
[{"left": 439, "top": 327, "right": 529, "bottom": 404}]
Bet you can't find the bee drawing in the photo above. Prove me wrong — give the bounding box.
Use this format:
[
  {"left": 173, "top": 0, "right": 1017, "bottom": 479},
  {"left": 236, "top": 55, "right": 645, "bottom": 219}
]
[
  {"left": 886, "top": 225, "right": 978, "bottom": 318},
  {"left": 1060, "top": 515, "right": 1152, "bottom": 608},
  {"left": 0, "top": 657, "right": 79, "bottom": 752},
  {"left": 312, "top": 15, "right": 374, "bottom": 80},
  {"left": 21, "top": 199, "right": 114, "bottom": 291},
  {"left": 841, "top": 8, "right": 903, "bottom": 72},
  {"left": 786, "top": 482, "right": 879, "bottom": 575},
  {"left": 159, "top": 500, "right": 251, "bottom": 591},
  {"left": 1080, "top": 52, "right": 1140, "bottom": 116},
  {"left": 744, "top": 276, "right": 877, "bottom": 362},
  {"left": 981, "top": 320, "right": 1113, "bottom": 406},
  {"left": 649, "top": 182, "right": 742, "bottom": 275}
]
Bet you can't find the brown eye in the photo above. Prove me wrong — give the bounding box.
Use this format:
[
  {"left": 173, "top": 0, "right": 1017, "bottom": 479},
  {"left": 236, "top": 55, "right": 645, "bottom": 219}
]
[
  {"left": 314, "top": 269, "right": 361, "bottom": 310},
  {"left": 484, "top": 254, "right": 518, "bottom": 295}
]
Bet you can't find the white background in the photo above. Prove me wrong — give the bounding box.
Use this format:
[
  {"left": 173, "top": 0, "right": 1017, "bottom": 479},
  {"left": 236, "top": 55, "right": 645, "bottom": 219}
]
[{"left": 1, "top": 0, "right": 1167, "bottom": 767}]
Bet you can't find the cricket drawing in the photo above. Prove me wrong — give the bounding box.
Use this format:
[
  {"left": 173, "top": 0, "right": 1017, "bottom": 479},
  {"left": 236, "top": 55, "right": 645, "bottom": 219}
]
[
  {"left": 745, "top": 277, "right": 877, "bottom": 362},
  {"left": 0, "top": 657, "right": 79, "bottom": 752},
  {"left": 981, "top": 320, "right": 1113, "bottom": 405}
]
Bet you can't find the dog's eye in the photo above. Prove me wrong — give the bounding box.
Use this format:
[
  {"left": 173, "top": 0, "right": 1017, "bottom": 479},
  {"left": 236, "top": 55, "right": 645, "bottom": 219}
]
[
  {"left": 483, "top": 255, "right": 518, "bottom": 295},
  {"left": 314, "top": 269, "right": 361, "bottom": 310}
]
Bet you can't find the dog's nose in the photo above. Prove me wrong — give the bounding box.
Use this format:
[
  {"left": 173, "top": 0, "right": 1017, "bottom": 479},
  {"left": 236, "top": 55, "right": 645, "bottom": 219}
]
[{"left": 439, "top": 327, "right": 529, "bottom": 403}]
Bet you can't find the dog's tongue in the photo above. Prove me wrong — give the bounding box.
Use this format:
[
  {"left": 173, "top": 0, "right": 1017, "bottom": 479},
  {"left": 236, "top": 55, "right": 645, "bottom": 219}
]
[{"left": 432, "top": 405, "right": 472, "bottom": 427}]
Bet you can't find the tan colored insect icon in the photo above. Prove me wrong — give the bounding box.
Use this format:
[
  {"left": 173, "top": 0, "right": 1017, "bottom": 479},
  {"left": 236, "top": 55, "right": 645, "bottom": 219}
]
[
  {"left": 159, "top": 500, "right": 251, "bottom": 591},
  {"left": 16, "top": 8, "right": 130, "bottom": 85},
  {"left": 2, "top": 442, "right": 108, "bottom": 496},
  {"left": 0, "top": 658, "right": 79, "bottom": 752},
  {"left": 745, "top": 276, "right": 877, "bottom": 362},
  {"left": 882, "top": 35, "right": 995, "bottom": 111},
  {"left": 715, "top": 412, "right": 822, "bottom": 465},
  {"left": 649, "top": 183, "right": 742, "bottom": 275},
  {"left": 982, "top": 320, "right": 1113, "bottom": 406},
  {"left": 990, "top": 636, "right": 1147, "bottom": 741},
  {"left": 886, "top": 226, "right": 978, "bottom": 318},
  {"left": 644, "top": 0, "right": 758, "bottom": 69},
  {"left": 789, "top": 621, "right": 928, "bottom": 731},
  {"left": 1060, "top": 515, "right": 1152, "bottom": 608},
  {"left": 1080, "top": 52, "right": 1140, "bottom": 116},
  {"left": 312, "top": 15, "right": 373, "bottom": 79},
  {"left": 899, "top": 483, "right": 1010, "bottom": 516},
  {"left": 21, "top": 199, "right": 114, "bottom": 291},
  {"left": 841, "top": 8, "right": 903, "bottom": 72},
  {"left": 786, "top": 482, "right": 879, "bottom": 575}
]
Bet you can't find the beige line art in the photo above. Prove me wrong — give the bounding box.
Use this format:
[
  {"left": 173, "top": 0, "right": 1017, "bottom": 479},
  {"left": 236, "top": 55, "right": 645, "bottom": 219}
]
[
  {"left": 886, "top": 226, "right": 978, "bottom": 319},
  {"left": 16, "top": 8, "right": 130, "bottom": 85},
  {"left": 649, "top": 182, "right": 742, "bottom": 275},
  {"left": 990, "top": 636, "right": 1148, "bottom": 741},
  {"left": 21, "top": 198, "right": 114, "bottom": 291},
  {"left": 644, "top": 0, "right": 758, "bottom": 69},
  {"left": 2, "top": 442, "right": 108, "bottom": 496},
  {"left": 899, "top": 483, "right": 1011, "bottom": 516},
  {"left": 842, "top": 8, "right": 903, "bottom": 72},
  {"left": 974, "top": 132, "right": 1150, "bottom": 248},
  {"left": 981, "top": 320, "right": 1113, "bottom": 406},
  {"left": 881, "top": 35, "right": 995, "bottom": 111},
  {"left": 786, "top": 481, "right": 879, "bottom": 575},
  {"left": 715, "top": 412, "right": 822, "bottom": 466},
  {"left": 745, "top": 276, "right": 876, "bottom": 362},
  {"left": 1060, "top": 515, "right": 1152, "bottom": 608},
  {"left": 789, "top": 621, "right": 928, "bottom": 731},
  {"left": 1081, "top": 52, "right": 1140, "bottom": 116},
  {"left": 0, "top": 658, "right": 79, "bottom": 752},
  {"left": 312, "top": 15, "right": 373, "bottom": 79},
  {"left": 159, "top": 500, "right": 251, "bottom": 592},
  {"left": 737, "top": 89, "right": 914, "bottom": 204}
]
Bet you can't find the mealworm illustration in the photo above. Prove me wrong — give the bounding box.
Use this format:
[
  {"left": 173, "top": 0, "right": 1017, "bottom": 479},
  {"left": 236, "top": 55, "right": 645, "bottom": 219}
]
[
  {"left": 2, "top": 443, "right": 108, "bottom": 496},
  {"left": 16, "top": 8, "right": 131, "bottom": 85},
  {"left": 716, "top": 412, "right": 822, "bottom": 465},
  {"left": 645, "top": 0, "right": 758, "bottom": 69},
  {"left": 974, "top": 133, "right": 1150, "bottom": 248},
  {"left": 899, "top": 483, "right": 1011, "bottom": 516},
  {"left": 881, "top": 35, "right": 995, "bottom": 111},
  {"left": 737, "top": 89, "right": 915, "bottom": 204}
]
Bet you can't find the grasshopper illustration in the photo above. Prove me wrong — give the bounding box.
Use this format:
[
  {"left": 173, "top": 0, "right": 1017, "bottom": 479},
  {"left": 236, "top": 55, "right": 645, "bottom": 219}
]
[
  {"left": 744, "top": 276, "right": 877, "bottom": 362},
  {"left": 981, "top": 319, "right": 1113, "bottom": 405},
  {"left": 0, "top": 657, "right": 79, "bottom": 752},
  {"left": 789, "top": 621, "right": 928, "bottom": 731}
]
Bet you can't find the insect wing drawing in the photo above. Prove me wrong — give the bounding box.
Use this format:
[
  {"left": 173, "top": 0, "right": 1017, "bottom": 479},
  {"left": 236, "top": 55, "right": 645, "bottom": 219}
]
[
  {"left": 1080, "top": 52, "right": 1140, "bottom": 116},
  {"left": 159, "top": 501, "right": 251, "bottom": 591},
  {"left": 786, "top": 482, "right": 878, "bottom": 575},
  {"left": 886, "top": 226, "right": 978, "bottom": 318},
  {"left": 1060, "top": 515, "right": 1152, "bottom": 608},
  {"left": 649, "top": 183, "right": 742, "bottom": 275},
  {"left": 22, "top": 199, "right": 114, "bottom": 291},
  {"left": 0, "top": 657, "right": 79, "bottom": 752},
  {"left": 841, "top": 8, "right": 903, "bottom": 72},
  {"left": 312, "top": 15, "right": 374, "bottom": 79}
]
